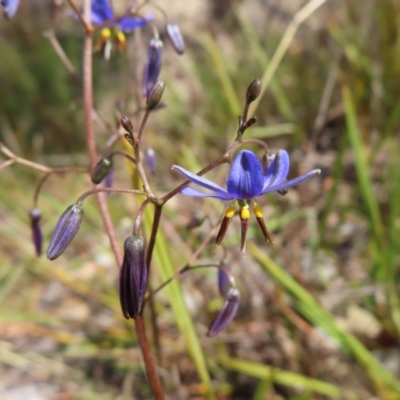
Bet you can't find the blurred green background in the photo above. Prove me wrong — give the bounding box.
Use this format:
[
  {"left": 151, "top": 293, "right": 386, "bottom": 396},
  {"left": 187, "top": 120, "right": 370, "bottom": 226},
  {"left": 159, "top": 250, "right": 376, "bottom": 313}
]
[{"left": 1, "top": 0, "right": 400, "bottom": 399}]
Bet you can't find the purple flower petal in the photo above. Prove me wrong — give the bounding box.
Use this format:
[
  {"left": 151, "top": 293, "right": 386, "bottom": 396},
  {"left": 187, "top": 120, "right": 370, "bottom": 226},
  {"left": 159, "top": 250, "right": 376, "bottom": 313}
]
[
  {"left": 227, "top": 150, "right": 264, "bottom": 200},
  {"left": 180, "top": 186, "right": 232, "bottom": 200},
  {"left": 118, "top": 15, "right": 149, "bottom": 32},
  {"left": 91, "top": 0, "right": 113, "bottom": 25},
  {"left": 172, "top": 165, "right": 232, "bottom": 200},
  {"left": 262, "top": 149, "right": 290, "bottom": 191},
  {"left": 1, "top": 0, "right": 19, "bottom": 19},
  {"left": 264, "top": 169, "right": 321, "bottom": 193}
]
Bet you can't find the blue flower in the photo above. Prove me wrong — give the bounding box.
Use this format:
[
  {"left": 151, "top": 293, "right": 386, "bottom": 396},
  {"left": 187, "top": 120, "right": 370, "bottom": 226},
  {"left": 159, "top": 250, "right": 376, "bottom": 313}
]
[
  {"left": 90, "top": 0, "right": 152, "bottom": 58},
  {"left": 1, "top": 0, "right": 20, "bottom": 19},
  {"left": 172, "top": 149, "right": 320, "bottom": 251}
]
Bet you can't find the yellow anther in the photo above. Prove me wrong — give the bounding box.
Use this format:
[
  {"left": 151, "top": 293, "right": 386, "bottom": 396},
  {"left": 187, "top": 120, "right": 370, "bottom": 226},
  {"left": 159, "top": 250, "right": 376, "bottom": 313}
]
[
  {"left": 225, "top": 206, "right": 236, "bottom": 218},
  {"left": 116, "top": 30, "right": 126, "bottom": 44},
  {"left": 240, "top": 206, "right": 250, "bottom": 220},
  {"left": 252, "top": 204, "right": 264, "bottom": 218},
  {"left": 101, "top": 28, "right": 112, "bottom": 39}
]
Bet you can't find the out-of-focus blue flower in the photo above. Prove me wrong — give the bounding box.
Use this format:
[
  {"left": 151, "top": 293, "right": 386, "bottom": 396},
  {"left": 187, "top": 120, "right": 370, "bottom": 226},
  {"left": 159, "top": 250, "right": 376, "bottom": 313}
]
[
  {"left": 89, "top": 0, "right": 152, "bottom": 58},
  {"left": 142, "top": 38, "right": 163, "bottom": 97},
  {"left": 172, "top": 149, "right": 320, "bottom": 251},
  {"left": 207, "top": 287, "right": 240, "bottom": 337},
  {"left": 1, "top": 0, "right": 20, "bottom": 19}
]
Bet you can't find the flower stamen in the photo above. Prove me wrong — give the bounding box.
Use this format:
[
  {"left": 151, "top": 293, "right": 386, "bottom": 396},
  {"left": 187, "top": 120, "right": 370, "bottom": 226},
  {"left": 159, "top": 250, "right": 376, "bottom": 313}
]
[
  {"left": 216, "top": 206, "right": 235, "bottom": 246},
  {"left": 252, "top": 203, "right": 274, "bottom": 243}
]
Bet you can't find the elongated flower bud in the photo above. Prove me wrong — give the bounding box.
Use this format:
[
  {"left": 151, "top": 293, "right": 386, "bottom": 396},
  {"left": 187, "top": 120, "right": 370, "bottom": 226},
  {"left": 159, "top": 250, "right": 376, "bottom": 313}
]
[
  {"left": 29, "top": 208, "right": 43, "bottom": 257},
  {"left": 119, "top": 235, "right": 148, "bottom": 319},
  {"left": 217, "top": 264, "right": 231, "bottom": 296},
  {"left": 142, "top": 38, "right": 163, "bottom": 97},
  {"left": 207, "top": 287, "right": 240, "bottom": 337},
  {"left": 91, "top": 158, "right": 112, "bottom": 184},
  {"left": 166, "top": 23, "right": 185, "bottom": 54},
  {"left": 47, "top": 204, "right": 84, "bottom": 260},
  {"left": 145, "top": 147, "right": 156, "bottom": 174},
  {"left": 246, "top": 78, "right": 262, "bottom": 103},
  {"left": 146, "top": 80, "right": 165, "bottom": 110}
]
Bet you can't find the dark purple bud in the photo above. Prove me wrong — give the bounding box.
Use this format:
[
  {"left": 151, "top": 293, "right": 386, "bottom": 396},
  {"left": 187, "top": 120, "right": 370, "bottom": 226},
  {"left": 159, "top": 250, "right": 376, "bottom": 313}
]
[
  {"left": 1, "top": 0, "right": 20, "bottom": 19},
  {"left": 207, "top": 287, "right": 240, "bottom": 337},
  {"left": 218, "top": 262, "right": 231, "bottom": 296},
  {"left": 121, "top": 116, "right": 133, "bottom": 134},
  {"left": 166, "top": 23, "right": 185, "bottom": 54},
  {"left": 246, "top": 78, "right": 262, "bottom": 103},
  {"left": 91, "top": 158, "right": 112, "bottom": 184},
  {"left": 145, "top": 147, "right": 156, "bottom": 174},
  {"left": 47, "top": 204, "right": 84, "bottom": 260},
  {"left": 120, "top": 235, "right": 148, "bottom": 319},
  {"left": 142, "top": 38, "right": 163, "bottom": 97},
  {"left": 29, "top": 208, "right": 43, "bottom": 257},
  {"left": 146, "top": 80, "right": 165, "bottom": 110}
]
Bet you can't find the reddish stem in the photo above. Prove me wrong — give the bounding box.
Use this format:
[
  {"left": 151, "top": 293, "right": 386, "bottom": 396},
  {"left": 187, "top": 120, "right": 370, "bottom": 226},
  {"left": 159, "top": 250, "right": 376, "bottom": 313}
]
[{"left": 81, "top": 1, "right": 164, "bottom": 398}]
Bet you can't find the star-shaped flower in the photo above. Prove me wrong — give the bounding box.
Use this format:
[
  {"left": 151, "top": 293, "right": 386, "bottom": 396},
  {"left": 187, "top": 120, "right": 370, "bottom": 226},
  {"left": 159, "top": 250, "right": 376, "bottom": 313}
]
[
  {"left": 90, "top": 0, "right": 152, "bottom": 58},
  {"left": 172, "top": 149, "right": 320, "bottom": 251}
]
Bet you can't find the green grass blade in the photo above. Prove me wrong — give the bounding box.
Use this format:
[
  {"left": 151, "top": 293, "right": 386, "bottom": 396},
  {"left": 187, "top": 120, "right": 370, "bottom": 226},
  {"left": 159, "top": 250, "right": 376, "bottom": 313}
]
[
  {"left": 219, "top": 356, "right": 344, "bottom": 398},
  {"left": 201, "top": 32, "right": 241, "bottom": 116},
  {"left": 248, "top": 242, "right": 400, "bottom": 395},
  {"left": 342, "top": 86, "right": 384, "bottom": 247},
  {"left": 142, "top": 207, "right": 216, "bottom": 399}
]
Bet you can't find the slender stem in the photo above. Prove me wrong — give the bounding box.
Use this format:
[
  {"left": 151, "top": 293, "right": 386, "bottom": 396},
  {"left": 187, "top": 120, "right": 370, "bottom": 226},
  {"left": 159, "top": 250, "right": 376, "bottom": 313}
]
[
  {"left": 79, "top": 1, "right": 165, "bottom": 398},
  {"left": 145, "top": 263, "right": 233, "bottom": 305},
  {"left": 133, "top": 199, "right": 151, "bottom": 235},
  {"left": 34, "top": 167, "right": 88, "bottom": 207},
  {"left": 67, "top": 0, "right": 90, "bottom": 33},
  {"left": 134, "top": 317, "right": 165, "bottom": 400},
  {"left": 0, "top": 159, "right": 15, "bottom": 171},
  {"left": 145, "top": 204, "right": 163, "bottom": 275},
  {"left": 108, "top": 150, "right": 137, "bottom": 166},
  {"left": 77, "top": 187, "right": 146, "bottom": 205},
  {"left": 0, "top": 143, "right": 52, "bottom": 173}
]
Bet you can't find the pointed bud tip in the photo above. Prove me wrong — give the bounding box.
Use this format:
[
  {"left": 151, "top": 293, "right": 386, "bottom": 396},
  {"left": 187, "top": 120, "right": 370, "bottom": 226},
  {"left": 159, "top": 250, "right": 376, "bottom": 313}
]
[
  {"left": 121, "top": 116, "right": 133, "bottom": 133},
  {"left": 246, "top": 78, "right": 262, "bottom": 103},
  {"left": 146, "top": 80, "right": 165, "bottom": 110}
]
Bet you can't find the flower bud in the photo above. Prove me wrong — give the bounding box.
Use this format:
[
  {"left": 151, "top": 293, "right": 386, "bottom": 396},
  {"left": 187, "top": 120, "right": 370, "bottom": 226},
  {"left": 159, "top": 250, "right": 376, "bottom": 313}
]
[
  {"left": 121, "top": 116, "right": 133, "bottom": 134},
  {"left": 91, "top": 158, "right": 112, "bottom": 184},
  {"left": 246, "top": 78, "right": 262, "bottom": 103},
  {"left": 207, "top": 287, "right": 240, "bottom": 337},
  {"left": 29, "top": 208, "right": 43, "bottom": 257},
  {"left": 142, "top": 38, "right": 163, "bottom": 97},
  {"left": 166, "top": 23, "right": 185, "bottom": 54},
  {"left": 146, "top": 80, "right": 165, "bottom": 110},
  {"left": 1, "top": 0, "right": 20, "bottom": 19},
  {"left": 217, "top": 262, "right": 231, "bottom": 296},
  {"left": 145, "top": 147, "right": 156, "bottom": 174},
  {"left": 119, "top": 235, "right": 148, "bottom": 319},
  {"left": 47, "top": 204, "right": 84, "bottom": 260}
]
